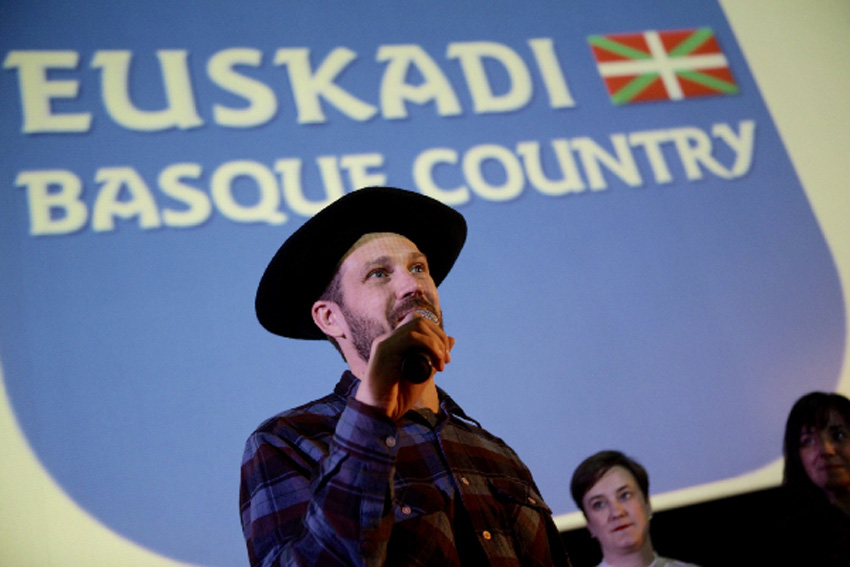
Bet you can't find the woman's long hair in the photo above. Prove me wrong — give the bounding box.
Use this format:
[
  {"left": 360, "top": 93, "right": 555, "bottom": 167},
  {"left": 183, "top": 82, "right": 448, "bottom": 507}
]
[{"left": 783, "top": 391, "right": 850, "bottom": 498}]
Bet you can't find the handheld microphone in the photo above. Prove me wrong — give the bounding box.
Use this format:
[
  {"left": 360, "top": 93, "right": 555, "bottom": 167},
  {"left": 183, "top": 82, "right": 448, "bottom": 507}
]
[{"left": 400, "top": 309, "right": 439, "bottom": 384}]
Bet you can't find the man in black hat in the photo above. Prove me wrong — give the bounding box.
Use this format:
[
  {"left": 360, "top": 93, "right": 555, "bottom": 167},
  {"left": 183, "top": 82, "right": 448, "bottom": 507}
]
[{"left": 240, "top": 187, "right": 570, "bottom": 567}]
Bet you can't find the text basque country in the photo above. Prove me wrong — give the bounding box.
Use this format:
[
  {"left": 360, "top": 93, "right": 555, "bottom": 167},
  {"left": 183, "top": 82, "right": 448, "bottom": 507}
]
[{"left": 18, "top": 121, "right": 755, "bottom": 235}]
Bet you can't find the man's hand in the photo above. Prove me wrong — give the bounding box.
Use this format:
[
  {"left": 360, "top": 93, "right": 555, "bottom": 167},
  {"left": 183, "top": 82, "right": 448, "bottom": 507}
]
[{"left": 354, "top": 311, "right": 454, "bottom": 420}]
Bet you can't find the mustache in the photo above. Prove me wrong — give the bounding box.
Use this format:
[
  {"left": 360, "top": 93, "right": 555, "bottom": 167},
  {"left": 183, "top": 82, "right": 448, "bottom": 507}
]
[{"left": 388, "top": 296, "right": 441, "bottom": 328}]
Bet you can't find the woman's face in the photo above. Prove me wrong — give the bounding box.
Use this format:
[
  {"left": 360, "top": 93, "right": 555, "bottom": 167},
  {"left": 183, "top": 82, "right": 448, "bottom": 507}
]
[
  {"left": 799, "top": 410, "right": 850, "bottom": 496},
  {"left": 582, "top": 465, "right": 652, "bottom": 557}
]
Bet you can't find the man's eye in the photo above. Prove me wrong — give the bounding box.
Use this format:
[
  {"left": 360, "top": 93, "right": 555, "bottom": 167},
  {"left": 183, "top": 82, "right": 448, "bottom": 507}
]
[
  {"left": 834, "top": 429, "right": 848, "bottom": 441},
  {"left": 367, "top": 269, "right": 388, "bottom": 279},
  {"left": 411, "top": 264, "right": 426, "bottom": 273}
]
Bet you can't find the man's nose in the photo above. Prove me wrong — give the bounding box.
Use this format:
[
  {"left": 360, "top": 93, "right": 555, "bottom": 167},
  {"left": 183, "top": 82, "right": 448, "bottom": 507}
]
[{"left": 396, "top": 269, "right": 424, "bottom": 298}]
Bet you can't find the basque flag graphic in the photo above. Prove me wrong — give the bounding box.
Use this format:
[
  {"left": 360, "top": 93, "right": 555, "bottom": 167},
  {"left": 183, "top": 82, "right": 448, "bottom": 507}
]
[{"left": 589, "top": 27, "right": 739, "bottom": 105}]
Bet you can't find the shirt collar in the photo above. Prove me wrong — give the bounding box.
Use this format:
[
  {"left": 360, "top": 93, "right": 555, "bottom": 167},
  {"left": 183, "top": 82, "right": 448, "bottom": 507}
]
[{"left": 332, "top": 370, "right": 480, "bottom": 427}]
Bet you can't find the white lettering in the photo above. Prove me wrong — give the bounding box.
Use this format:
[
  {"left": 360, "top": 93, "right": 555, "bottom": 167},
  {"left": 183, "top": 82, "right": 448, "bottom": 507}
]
[
  {"left": 208, "top": 48, "right": 278, "bottom": 128},
  {"left": 92, "top": 50, "right": 203, "bottom": 131},
  {"left": 16, "top": 169, "right": 88, "bottom": 235},
  {"left": 377, "top": 44, "right": 462, "bottom": 119},
  {"left": 274, "top": 47, "right": 377, "bottom": 123},
  {"left": 93, "top": 167, "right": 162, "bottom": 231},
  {"left": 571, "top": 134, "right": 642, "bottom": 190},
  {"left": 413, "top": 148, "right": 470, "bottom": 206},
  {"left": 517, "top": 140, "right": 586, "bottom": 195},
  {"left": 275, "top": 158, "right": 341, "bottom": 217},
  {"left": 340, "top": 153, "right": 387, "bottom": 189},
  {"left": 713, "top": 120, "right": 756, "bottom": 177},
  {"left": 159, "top": 163, "right": 213, "bottom": 227},
  {"left": 4, "top": 51, "right": 92, "bottom": 133},
  {"left": 7, "top": 39, "right": 578, "bottom": 133},
  {"left": 669, "top": 127, "right": 731, "bottom": 180},
  {"left": 316, "top": 156, "right": 346, "bottom": 208},
  {"left": 210, "top": 160, "right": 285, "bottom": 224},
  {"left": 463, "top": 144, "right": 525, "bottom": 201},
  {"left": 629, "top": 129, "right": 675, "bottom": 184},
  {"left": 447, "top": 41, "right": 532, "bottom": 114},
  {"left": 12, "top": 120, "right": 756, "bottom": 236},
  {"left": 413, "top": 120, "right": 754, "bottom": 205},
  {"left": 527, "top": 38, "right": 576, "bottom": 109}
]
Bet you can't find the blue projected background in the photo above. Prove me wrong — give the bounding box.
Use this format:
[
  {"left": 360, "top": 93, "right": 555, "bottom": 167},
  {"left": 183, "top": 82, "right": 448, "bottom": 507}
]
[{"left": 1, "top": 2, "right": 848, "bottom": 566}]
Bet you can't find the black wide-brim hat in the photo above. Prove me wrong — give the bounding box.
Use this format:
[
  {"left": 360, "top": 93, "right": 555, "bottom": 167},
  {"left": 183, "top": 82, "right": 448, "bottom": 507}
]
[{"left": 256, "top": 186, "right": 467, "bottom": 339}]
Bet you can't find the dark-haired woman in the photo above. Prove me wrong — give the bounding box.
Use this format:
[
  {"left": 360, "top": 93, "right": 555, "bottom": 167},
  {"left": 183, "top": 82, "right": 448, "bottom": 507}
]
[
  {"left": 777, "top": 391, "right": 850, "bottom": 565},
  {"left": 570, "top": 450, "right": 698, "bottom": 567}
]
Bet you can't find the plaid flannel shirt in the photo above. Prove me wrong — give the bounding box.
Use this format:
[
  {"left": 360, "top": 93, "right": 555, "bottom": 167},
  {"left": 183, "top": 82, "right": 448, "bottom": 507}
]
[{"left": 240, "top": 371, "right": 570, "bottom": 567}]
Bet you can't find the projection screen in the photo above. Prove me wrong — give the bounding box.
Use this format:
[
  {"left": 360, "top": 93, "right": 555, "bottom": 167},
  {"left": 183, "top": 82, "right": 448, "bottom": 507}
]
[{"left": 1, "top": 1, "right": 848, "bottom": 565}]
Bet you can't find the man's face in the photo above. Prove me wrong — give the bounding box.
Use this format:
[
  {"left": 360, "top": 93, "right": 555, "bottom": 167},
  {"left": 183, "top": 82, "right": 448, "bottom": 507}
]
[{"left": 335, "top": 233, "right": 441, "bottom": 363}]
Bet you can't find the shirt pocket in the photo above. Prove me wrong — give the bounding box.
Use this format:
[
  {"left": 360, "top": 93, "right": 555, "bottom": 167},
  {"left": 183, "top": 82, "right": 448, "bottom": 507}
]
[
  {"left": 388, "top": 483, "right": 456, "bottom": 566},
  {"left": 488, "top": 476, "right": 556, "bottom": 565},
  {"left": 393, "top": 481, "right": 447, "bottom": 521},
  {"left": 488, "top": 476, "right": 552, "bottom": 516}
]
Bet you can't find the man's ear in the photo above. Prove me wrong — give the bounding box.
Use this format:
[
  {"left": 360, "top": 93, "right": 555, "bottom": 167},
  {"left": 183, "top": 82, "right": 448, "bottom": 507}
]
[{"left": 312, "top": 300, "right": 346, "bottom": 339}]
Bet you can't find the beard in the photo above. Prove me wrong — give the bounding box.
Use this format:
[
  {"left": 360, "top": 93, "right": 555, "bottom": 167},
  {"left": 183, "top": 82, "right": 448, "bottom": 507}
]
[
  {"left": 342, "top": 307, "right": 388, "bottom": 363},
  {"left": 341, "top": 296, "right": 441, "bottom": 363}
]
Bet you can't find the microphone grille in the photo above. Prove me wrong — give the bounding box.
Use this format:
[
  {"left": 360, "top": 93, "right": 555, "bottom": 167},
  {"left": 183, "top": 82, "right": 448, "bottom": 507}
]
[{"left": 415, "top": 309, "right": 439, "bottom": 325}]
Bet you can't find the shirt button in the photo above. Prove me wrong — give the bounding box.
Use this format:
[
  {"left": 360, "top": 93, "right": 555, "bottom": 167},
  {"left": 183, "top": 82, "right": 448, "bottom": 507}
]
[
  {"left": 401, "top": 505, "right": 411, "bottom": 515},
  {"left": 460, "top": 476, "right": 470, "bottom": 486},
  {"left": 482, "top": 530, "right": 492, "bottom": 541},
  {"left": 385, "top": 436, "right": 396, "bottom": 448}
]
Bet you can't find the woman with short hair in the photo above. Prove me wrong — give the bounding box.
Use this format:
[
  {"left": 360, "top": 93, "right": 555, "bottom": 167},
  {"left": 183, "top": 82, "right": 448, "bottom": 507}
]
[{"left": 570, "top": 450, "right": 698, "bottom": 567}]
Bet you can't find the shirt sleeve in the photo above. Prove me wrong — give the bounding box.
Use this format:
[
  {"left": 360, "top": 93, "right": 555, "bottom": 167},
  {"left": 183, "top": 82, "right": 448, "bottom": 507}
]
[{"left": 240, "top": 398, "right": 400, "bottom": 567}]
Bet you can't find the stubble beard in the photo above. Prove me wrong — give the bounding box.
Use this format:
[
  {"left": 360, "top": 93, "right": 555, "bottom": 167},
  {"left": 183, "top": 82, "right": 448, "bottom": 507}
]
[
  {"left": 342, "top": 306, "right": 388, "bottom": 363},
  {"left": 341, "top": 296, "right": 441, "bottom": 364}
]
